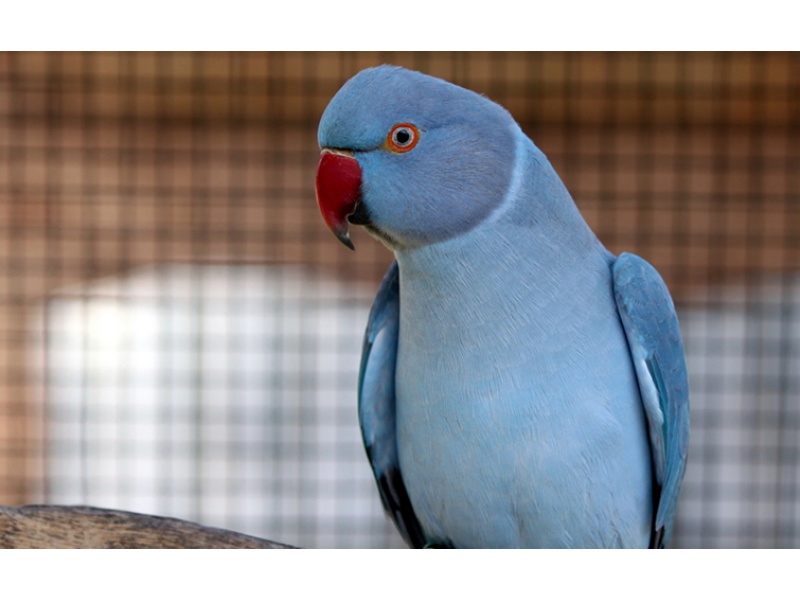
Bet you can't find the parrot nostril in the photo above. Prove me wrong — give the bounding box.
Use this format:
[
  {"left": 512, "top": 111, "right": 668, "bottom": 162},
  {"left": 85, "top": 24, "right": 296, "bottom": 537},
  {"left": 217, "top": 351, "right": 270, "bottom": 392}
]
[{"left": 321, "top": 148, "right": 354, "bottom": 158}]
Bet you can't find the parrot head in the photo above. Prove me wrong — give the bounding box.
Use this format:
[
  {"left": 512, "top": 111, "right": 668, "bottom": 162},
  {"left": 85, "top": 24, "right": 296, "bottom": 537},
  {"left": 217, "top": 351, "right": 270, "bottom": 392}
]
[{"left": 315, "top": 65, "right": 518, "bottom": 250}]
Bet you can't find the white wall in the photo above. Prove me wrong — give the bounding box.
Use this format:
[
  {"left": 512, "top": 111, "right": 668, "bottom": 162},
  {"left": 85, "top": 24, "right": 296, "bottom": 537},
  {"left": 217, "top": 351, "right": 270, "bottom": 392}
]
[
  {"left": 675, "top": 275, "right": 800, "bottom": 548},
  {"left": 43, "top": 263, "right": 405, "bottom": 549}
]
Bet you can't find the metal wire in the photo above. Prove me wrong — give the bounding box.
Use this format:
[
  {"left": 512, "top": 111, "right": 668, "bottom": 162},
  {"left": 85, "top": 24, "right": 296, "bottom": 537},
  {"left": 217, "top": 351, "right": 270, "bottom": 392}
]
[{"left": 0, "top": 52, "right": 797, "bottom": 548}]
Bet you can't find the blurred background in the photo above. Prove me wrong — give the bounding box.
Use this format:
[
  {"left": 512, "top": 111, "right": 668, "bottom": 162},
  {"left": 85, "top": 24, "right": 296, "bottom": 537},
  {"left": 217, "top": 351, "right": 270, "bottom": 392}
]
[{"left": 0, "top": 51, "right": 797, "bottom": 548}]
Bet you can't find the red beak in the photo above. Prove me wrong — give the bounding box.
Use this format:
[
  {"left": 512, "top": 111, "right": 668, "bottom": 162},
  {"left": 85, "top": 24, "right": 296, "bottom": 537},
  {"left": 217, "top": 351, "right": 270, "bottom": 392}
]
[{"left": 315, "top": 149, "right": 363, "bottom": 250}]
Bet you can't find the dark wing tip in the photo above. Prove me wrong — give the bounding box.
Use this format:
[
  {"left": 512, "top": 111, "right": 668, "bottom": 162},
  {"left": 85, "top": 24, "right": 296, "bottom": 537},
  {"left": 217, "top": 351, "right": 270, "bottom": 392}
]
[
  {"left": 376, "top": 469, "right": 427, "bottom": 549},
  {"left": 650, "top": 526, "right": 666, "bottom": 549}
]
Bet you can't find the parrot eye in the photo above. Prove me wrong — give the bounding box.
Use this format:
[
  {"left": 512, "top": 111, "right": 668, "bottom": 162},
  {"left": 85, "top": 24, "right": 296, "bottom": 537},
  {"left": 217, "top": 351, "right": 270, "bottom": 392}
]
[{"left": 387, "top": 123, "right": 420, "bottom": 153}]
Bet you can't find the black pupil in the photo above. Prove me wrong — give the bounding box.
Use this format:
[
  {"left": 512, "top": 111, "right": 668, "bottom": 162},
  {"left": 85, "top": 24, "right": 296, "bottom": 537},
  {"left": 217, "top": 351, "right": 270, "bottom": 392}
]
[{"left": 394, "top": 128, "right": 412, "bottom": 145}]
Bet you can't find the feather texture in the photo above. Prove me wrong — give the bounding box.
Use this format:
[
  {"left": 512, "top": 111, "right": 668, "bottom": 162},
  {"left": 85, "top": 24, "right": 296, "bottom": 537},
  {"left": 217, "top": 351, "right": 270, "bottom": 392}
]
[{"left": 318, "top": 65, "right": 690, "bottom": 548}]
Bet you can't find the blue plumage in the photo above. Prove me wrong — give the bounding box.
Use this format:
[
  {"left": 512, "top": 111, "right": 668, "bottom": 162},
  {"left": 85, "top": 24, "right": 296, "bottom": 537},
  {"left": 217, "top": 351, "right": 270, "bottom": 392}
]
[{"left": 316, "top": 65, "right": 689, "bottom": 548}]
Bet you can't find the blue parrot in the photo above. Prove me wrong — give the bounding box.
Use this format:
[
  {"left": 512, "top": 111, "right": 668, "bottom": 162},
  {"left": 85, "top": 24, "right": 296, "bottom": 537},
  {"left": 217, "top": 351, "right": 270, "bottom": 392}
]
[{"left": 314, "top": 65, "right": 689, "bottom": 548}]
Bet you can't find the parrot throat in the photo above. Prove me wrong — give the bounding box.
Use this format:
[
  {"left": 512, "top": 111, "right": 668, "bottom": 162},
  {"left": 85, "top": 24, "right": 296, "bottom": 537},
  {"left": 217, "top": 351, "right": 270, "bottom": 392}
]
[
  {"left": 394, "top": 126, "right": 605, "bottom": 325},
  {"left": 394, "top": 176, "right": 612, "bottom": 353}
]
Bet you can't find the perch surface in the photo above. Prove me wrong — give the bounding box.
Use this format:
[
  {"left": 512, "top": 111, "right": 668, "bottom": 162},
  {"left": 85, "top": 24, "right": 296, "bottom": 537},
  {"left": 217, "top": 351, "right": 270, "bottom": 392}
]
[{"left": 0, "top": 504, "right": 293, "bottom": 549}]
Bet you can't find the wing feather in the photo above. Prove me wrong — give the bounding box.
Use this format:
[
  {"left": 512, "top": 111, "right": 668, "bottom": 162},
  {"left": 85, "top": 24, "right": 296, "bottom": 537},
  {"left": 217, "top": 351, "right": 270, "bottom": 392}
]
[
  {"left": 613, "top": 253, "right": 690, "bottom": 548},
  {"left": 358, "top": 261, "right": 426, "bottom": 548}
]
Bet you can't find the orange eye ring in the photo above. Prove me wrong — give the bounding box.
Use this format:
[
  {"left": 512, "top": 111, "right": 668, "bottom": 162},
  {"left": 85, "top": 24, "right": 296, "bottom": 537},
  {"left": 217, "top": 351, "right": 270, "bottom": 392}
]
[{"left": 386, "top": 123, "right": 420, "bottom": 153}]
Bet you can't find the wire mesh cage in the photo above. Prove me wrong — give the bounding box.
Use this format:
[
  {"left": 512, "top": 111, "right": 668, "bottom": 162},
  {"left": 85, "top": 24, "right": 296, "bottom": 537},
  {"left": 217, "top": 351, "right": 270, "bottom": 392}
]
[{"left": 0, "top": 51, "right": 798, "bottom": 548}]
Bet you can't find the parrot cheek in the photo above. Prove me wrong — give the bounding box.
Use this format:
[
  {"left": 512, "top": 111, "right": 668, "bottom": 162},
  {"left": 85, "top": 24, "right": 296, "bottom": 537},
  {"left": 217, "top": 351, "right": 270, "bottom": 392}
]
[{"left": 315, "top": 149, "right": 363, "bottom": 250}]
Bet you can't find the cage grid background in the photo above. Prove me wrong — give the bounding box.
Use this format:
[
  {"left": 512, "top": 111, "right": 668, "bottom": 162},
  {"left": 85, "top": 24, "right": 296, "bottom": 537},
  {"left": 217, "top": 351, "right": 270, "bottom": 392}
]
[{"left": 0, "top": 52, "right": 798, "bottom": 548}]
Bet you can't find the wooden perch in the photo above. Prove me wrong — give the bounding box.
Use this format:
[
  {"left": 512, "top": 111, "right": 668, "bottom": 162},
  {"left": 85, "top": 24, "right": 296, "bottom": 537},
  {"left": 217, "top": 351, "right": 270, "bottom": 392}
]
[{"left": 0, "top": 505, "right": 294, "bottom": 549}]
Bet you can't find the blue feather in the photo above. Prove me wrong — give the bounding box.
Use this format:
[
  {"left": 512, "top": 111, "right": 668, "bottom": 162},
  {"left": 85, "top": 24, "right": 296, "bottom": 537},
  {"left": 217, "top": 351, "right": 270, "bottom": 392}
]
[
  {"left": 319, "top": 65, "right": 689, "bottom": 548},
  {"left": 613, "top": 253, "right": 690, "bottom": 547},
  {"left": 358, "top": 262, "right": 427, "bottom": 548}
]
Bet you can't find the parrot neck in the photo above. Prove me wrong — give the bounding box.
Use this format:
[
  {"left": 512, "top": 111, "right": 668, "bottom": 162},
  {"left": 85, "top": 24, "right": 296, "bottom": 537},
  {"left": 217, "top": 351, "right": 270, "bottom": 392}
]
[
  {"left": 396, "top": 130, "right": 608, "bottom": 288},
  {"left": 394, "top": 133, "right": 613, "bottom": 343},
  {"left": 395, "top": 222, "right": 611, "bottom": 317}
]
